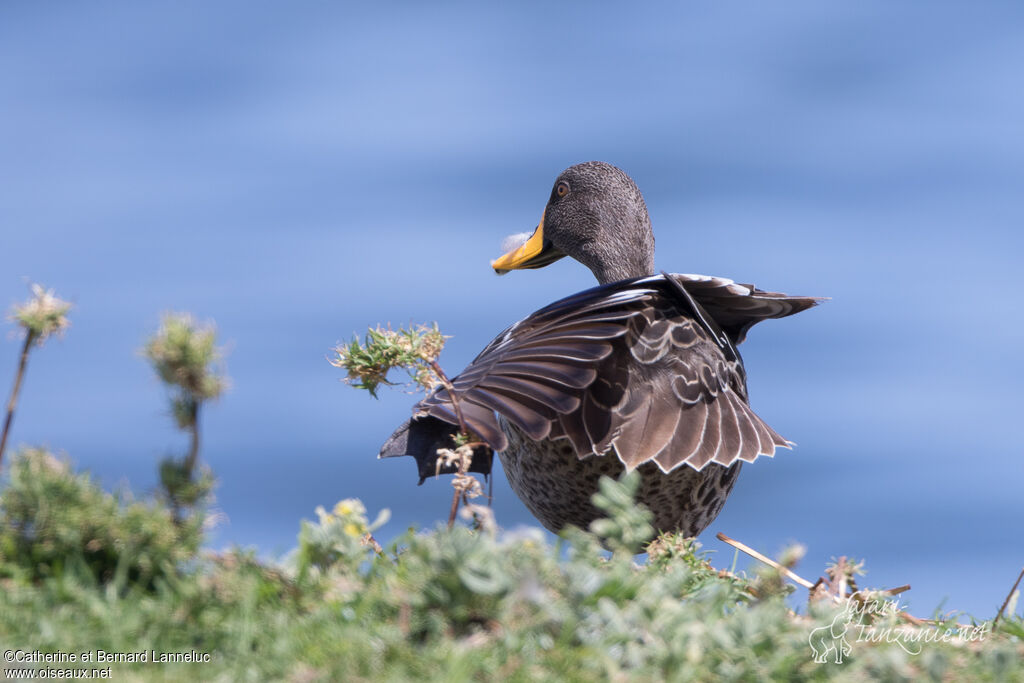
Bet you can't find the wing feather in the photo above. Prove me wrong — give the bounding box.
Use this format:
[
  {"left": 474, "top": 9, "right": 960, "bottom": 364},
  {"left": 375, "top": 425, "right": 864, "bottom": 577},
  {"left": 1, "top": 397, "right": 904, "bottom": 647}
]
[{"left": 476, "top": 375, "right": 580, "bottom": 413}]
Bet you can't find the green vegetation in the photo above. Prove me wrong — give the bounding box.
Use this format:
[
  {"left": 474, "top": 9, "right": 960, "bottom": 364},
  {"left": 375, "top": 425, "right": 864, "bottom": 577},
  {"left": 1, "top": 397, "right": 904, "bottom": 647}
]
[
  {"left": 331, "top": 323, "right": 447, "bottom": 398},
  {"left": 1, "top": 457, "right": 1021, "bottom": 681},
  {"left": 0, "top": 297, "right": 1021, "bottom": 681},
  {"left": 142, "top": 313, "right": 225, "bottom": 521},
  {"left": 333, "top": 323, "right": 487, "bottom": 528},
  {"left": 0, "top": 449, "right": 199, "bottom": 588}
]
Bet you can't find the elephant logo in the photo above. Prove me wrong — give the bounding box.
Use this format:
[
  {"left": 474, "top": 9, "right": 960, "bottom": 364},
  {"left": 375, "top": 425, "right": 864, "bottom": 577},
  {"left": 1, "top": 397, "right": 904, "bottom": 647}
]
[{"left": 808, "top": 609, "right": 855, "bottom": 664}]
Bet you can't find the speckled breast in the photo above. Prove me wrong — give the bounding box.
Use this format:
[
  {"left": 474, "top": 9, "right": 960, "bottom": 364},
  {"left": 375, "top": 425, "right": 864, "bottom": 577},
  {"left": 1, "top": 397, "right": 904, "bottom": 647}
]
[{"left": 497, "top": 418, "right": 742, "bottom": 537}]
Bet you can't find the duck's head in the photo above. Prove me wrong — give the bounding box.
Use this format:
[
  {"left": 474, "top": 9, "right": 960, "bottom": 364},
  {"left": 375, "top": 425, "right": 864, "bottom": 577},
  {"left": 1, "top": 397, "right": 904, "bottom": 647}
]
[{"left": 491, "top": 161, "right": 655, "bottom": 285}]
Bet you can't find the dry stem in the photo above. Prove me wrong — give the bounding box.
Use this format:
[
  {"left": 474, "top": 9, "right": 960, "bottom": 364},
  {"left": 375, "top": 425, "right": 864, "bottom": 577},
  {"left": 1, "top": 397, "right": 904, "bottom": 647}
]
[
  {"left": 716, "top": 532, "right": 818, "bottom": 591},
  {"left": 361, "top": 533, "right": 385, "bottom": 556},
  {"left": 0, "top": 332, "right": 36, "bottom": 467},
  {"left": 428, "top": 360, "right": 477, "bottom": 528},
  {"left": 713, "top": 531, "right": 973, "bottom": 629},
  {"left": 994, "top": 566, "right": 1024, "bottom": 626}
]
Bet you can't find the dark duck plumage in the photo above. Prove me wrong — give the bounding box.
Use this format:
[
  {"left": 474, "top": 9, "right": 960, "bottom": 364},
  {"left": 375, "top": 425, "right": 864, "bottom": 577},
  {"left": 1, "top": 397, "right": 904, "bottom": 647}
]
[{"left": 380, "top": 161, "right": 822, "bottom": 535}]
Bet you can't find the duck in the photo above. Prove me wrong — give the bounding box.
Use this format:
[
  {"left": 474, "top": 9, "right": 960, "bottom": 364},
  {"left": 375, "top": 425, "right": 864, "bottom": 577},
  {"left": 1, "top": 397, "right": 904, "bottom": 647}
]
[{"left": 379, "top": 161, "right": 821, "bottom": 536}]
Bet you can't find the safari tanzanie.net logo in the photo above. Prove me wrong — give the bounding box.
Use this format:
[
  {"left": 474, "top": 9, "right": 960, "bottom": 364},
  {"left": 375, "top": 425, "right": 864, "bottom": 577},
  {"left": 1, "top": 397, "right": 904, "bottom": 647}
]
[{"left": 808, "top": 593, "right": 989, "bottom": 664}]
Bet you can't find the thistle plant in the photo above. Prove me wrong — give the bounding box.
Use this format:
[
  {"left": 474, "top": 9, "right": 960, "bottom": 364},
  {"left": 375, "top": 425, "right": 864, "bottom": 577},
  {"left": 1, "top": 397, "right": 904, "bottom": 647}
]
[
  {"left": 331, "top": 323, "right": 447, "bottom": 398},
  {"left": 1, "top": 284, "right": 72, "bottom": 467},
  {"left": 332, "top": 323, "right": 486, "bottom": 527},
  {"left": 142, "top": 313, "right": 227, "bottom": 520}
]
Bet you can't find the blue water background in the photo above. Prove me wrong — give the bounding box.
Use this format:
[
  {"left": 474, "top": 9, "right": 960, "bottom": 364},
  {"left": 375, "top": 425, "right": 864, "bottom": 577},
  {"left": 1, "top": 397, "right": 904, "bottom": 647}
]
[{"left": 1, "top": 2, "right": 1022, "bottom": 616}]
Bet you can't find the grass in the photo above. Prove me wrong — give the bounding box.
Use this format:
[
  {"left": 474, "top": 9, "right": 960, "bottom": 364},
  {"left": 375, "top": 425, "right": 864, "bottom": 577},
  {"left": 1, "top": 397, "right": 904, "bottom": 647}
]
[{"left": 1, "top": 449, "right": 1022, "bottom": 681}]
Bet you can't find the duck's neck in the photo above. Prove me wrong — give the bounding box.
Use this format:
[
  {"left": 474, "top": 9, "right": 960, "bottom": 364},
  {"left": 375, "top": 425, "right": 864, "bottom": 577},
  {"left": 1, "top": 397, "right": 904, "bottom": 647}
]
[
  {"left": 591, "top": 255, "right": 654, "bottom": 285},
  {"left": 585, "top": 218, "right": 656, "bottom": 285}
]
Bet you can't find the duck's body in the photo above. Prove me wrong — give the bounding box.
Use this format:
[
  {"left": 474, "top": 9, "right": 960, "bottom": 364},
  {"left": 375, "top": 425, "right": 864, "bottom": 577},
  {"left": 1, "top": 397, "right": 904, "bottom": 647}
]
[
  {"left": 379, "top": 162, "right": 821, "bottom": 536},
  {"left": 499, "top": 413, "right": 742, "bottom": 536}
]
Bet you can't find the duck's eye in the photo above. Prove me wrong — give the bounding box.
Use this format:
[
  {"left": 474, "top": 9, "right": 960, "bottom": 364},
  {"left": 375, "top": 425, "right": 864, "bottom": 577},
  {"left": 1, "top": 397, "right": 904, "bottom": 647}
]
[{"left": 556, "top": 181, "right": 570, "bottom": 198}]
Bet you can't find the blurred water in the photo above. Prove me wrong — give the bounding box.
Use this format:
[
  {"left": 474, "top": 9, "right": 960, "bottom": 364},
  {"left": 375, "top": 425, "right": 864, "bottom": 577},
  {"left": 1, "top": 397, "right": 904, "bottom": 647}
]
[{"left": 1, "top": 2, "right": 1022, "bottom": 616}]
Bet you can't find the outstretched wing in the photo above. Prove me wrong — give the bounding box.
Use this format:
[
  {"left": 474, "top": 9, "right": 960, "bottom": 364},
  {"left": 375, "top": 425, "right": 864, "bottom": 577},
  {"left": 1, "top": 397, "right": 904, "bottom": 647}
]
[
  {"left": 403, "top": 273, "right": 821, "bottom": 474},
  {"left": 670, "top": 273, "right": 824, "bottom": 344},
  {"left": 415, "top": 280, "right": 659, "bottom": 451}
]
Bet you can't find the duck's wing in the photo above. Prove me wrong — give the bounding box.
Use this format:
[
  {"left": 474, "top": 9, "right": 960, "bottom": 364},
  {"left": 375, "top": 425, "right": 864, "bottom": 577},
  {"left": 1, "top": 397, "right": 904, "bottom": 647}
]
[
  {"left": 414, "top": 279, "right": 659, "bottom": 452},
  {"left": 671, "top": 273, "right": 825, "bottom": 344},
  {"left": 377, "top": 415, "right": 494, "bottom": 484},
  {"left": 389, "top": 274, "right": 821, "bottom": 477}
]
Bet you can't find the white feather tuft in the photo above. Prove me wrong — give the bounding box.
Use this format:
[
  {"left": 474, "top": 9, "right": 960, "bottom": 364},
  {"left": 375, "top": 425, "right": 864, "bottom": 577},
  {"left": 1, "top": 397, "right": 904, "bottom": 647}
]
[{"left": 500, "top": 232, "right": 533, "bottom": 254}]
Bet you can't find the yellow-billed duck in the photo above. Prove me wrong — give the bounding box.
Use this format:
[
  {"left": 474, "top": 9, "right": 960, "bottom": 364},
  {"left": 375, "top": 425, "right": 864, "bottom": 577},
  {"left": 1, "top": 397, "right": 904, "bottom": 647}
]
[{"left": 380, "top": 161, "right": 821, "bottom": 536}]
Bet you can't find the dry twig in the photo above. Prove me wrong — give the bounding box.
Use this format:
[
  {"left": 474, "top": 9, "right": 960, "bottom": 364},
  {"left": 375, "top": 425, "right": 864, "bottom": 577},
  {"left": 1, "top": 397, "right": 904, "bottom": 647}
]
[{"left": 994, "top": 566, "right": 1024, "bottom": 626}]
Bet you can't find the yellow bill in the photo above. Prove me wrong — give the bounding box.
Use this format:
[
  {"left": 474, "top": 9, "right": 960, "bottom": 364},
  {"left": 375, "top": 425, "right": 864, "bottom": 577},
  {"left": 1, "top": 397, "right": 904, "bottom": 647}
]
[{"left": 491, "top": 217, "right": 566, "bottom": 274}]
